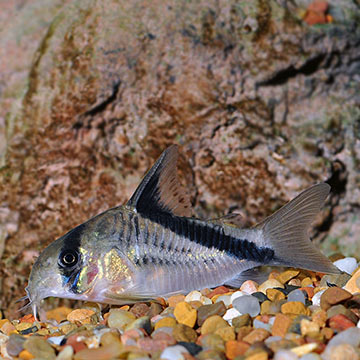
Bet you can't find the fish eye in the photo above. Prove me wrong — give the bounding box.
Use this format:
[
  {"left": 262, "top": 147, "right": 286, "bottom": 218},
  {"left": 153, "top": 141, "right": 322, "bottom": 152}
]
[{"left": 58, "top": 249, "right": 79, "bottom": 268}]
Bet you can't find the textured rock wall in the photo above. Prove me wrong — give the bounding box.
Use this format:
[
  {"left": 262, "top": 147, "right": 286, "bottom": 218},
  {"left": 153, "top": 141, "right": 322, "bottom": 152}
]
[{"left": 0, "top": 0, "right": 359, "bottom": 316}]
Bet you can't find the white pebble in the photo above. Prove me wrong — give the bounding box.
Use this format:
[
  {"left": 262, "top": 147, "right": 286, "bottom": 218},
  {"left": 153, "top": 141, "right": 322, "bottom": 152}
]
[
  {"left": 184, "top": 291, "right": 202, "bottom": 302},
  {"left": 232, "top": 294, "right": 260, "bottom": 317},
  {"left": 311, "top": 290, "right": 325, "bottom": 306},
  {"left": 300, "top": 353, "right": 321, "bottom": 360},
  {"left": 358, "top": 319, "right": 360, "bottom": 328},
  {"left": 200, "top": 295, "right": 212, "bottom": 305},
  {"left": 253, "top": 319, "right": 271, "bottom": 331},
  {"left": 215, "top": 295, "right": 232, "bottom": 307},
  {"left": 274, "top": 349, "right": 298, "bottom": 360},
  {"left": 223, "top": 308, "right": 241, "bottom": 325},
  {"left": 160, "top": 345, "right": 189, "bottom": 360},
  {"left": 230, "top": 290, "right": 246, "bottom": 304},
  {"left": 48, "top": 335, "right": 65, "bottom": 345},
  {"left": 327, "top": 327, "right": 360, "bottom": 347},
  {"left": 288, "top": 289, "right": 306, "bottom": 304},
  {"left": 333, "top": 257, "right": 358, "bottom": 274}
]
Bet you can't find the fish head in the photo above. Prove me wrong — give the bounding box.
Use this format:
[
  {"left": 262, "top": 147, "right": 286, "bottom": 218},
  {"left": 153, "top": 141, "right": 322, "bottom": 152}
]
[
  {"left": 25, "top": 211, "right": 137, "bottom": 316},
  {"left": 25, "top": 223, "right": 103, "bottom": 315}
]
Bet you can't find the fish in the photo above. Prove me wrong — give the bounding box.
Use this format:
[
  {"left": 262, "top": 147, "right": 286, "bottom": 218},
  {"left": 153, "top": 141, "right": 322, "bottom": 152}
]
[{"left": 21, "top": 145, "right": 340, "bottom": 318}]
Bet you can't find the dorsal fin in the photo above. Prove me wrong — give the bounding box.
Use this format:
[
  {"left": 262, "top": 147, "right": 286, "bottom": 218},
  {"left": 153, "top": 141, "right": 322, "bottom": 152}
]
[{"left": 127, "top": 145, "right": 192, "bottom": 217}]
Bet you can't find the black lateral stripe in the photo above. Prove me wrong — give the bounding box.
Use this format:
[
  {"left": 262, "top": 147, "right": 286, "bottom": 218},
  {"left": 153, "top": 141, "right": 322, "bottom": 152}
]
[
  {"left": 59, "top": 224, "right": 85, "bottom": 293},
  {"left": 146, "top": 212, "right": 274, "bottom": 262}
]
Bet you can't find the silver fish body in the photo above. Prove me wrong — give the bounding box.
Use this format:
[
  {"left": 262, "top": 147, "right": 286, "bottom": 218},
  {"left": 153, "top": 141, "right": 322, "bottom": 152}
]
[{"left": 24, "top": 145, "right": 340, "bottom": 317}]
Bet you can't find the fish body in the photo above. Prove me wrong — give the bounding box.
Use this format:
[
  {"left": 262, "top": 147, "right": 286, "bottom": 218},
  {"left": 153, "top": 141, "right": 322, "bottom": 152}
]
[{"left": 24, "top": 145, "right": 340, "bottom": 316}]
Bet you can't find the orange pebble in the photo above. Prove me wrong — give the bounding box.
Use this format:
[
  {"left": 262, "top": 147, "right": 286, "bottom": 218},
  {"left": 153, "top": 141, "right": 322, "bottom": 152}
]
[{"left": 19, "top": 350, "right": 34, "bottom": 360}]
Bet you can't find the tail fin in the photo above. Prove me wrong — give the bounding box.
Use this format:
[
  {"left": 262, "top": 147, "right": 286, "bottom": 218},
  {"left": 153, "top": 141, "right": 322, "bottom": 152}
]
[{"left": 256, "top": 183, "right": 341, "bottom": 274}]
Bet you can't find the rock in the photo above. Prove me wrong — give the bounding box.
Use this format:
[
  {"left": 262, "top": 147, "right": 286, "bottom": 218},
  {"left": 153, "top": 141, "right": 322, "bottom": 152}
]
[
  {"left": 67, "top": 309, "right": 97, "bottom": 325},
  {"left": 327, "top": 327, "right": 360, "bottom": 347},
  {"left": 197, "top": 302, "right": 227, "bottom": 327},
  {"left": 174, "top": 302, "right": 197, "bottom": 328},
  {"left": 258, "top": 280, "right": 284, "bottom": 294},
  {"left": 271, "top": 314, "right": 293, "bottom": 337},
  {"left": 242, "top": 328, "right": 270, "bottom": 344},
  {"left": 281, "top": 301, "right": 310, "bottom": 316},
  {"left": 312, "top": 290, "right": 325, "bottom": 306},
  {"left": 290, "top": 343, "right": 318, "bottom": 357},
  {"left": 198, "top": 333, "right": 225, "bottom": 352},
  {"left": 320, "top": 287, "right": 353, "bottom": 310},
  {"left": 299, "top": 353, "right": 321, "bottom": 360},
  {"left": 197, "top": 349, "right": 226, "bottom": 360},
  {"left": 326, "top": 304, "right": 358, "bottom": 324},
  {"left": 236, "top": 326, "right": 253, "bottom": 341},
  {"left": 168, "top": 295, "right": 186, "bottom": 308},
  {"left": 322, "top": 343, "right": 360, "bottom": 360},
  {"left": 225, "top": 340, "right": 249, "bottom": 359},
  {"left": 47, "top": 336, "right": 65, "bottom": 346},
  {"left": 130, "top": 303, "right": 150, "bottom": 318},
  {"left": 287, "top": 289, "right": 306, "bottom": 304},
  {"left": 312, "top": 309, "right": 327, "bottom": 328},
  {"left": 207, "top": 286, "right": 229, "bottom": 299},
  {"left": 137, "top": 337, "right": 171, "bottom": 353},
  {"left": 0, "top": 319, "right": 16, "bottom": 335},
  {"left": 160, "top": 345, "right": 189, "bottom": 360},
  {"left": 7, "top": 334, "right": 26, "bottom": 357},
  {"left": 328, "top": 314, "right": 356, "bottom": 331},
  {"left": 46, "top": 307, "right": 73, "bottom": 323},
  {"left": 344, "top": 268, "right": 360, "bottom": 294},
  {"left": 246, "top": 351, "right": 269, "bottom": 360},
  {"left": 125, "top": 316, "right": 152, "bottom": 334},
  {"left": 201, "top": 315, "right": 229, "bottom": 335},
  {"left": 172, "top": 324, "right": 197, "bottom": 343},
  {"left": 155, "top": 317, "right": 177, "bottom": 330},
  {"left": 273, "top": 349, "right": 298, "bottom": 360},
  {"left": 266, "top": 289, "right": 286, "bottom": 302},
  {"left": 215, "top": 295, "right": 232, "bottom": 307},
  {"left": 240, "top": 281, "right": 259, "bottom": 294},
  {"left": 300, "top": 319, "right": 320, "bottom": 336},
  {"left": 232, "top": 314, "right": 251, "bottom": 328},
  {"left": 253, "top": 319, "right": 271, "bottom": 331},
  {"left": 107, "top": 309, "right": 136, "bottom": 330},
  {"left": 214, "top": 326, "right": 235, "bottom": 341},
  {"left": 278, "top": 270, "right": 300, "bottom": 284},
  {"left": 321, "top": 327, "right": 334, "bottom": 341},
  {"left": 147, "top": 303, "right": 163, "bottom": 318},
  {"left": 184, "top": 291, "right": 202, "bottom": 303},
  {"left": 177, "top": 341, "right": 202, "bottom": 356},
  {"left": 301, "top": 278, "right": 313, "bottom": 287},
  {"left": 333, "top": 257, "right": 358, "bottom": 275},
  {"left": 56, "top": 346, "right": 74, "bottom": 360},
  {"left": 74, "top": 341, "right": 124, "bottom": 360},
  {"left": 320, "top": 273, "right": 352, "bottom": 288},
  {"left": 251, "top": 292, "right": 269, "bottom": 303},
  {"left": 24, "top": 336, "right": 56, "bottom": 360},
  {"left": 222, "top": 308, "right": 242, "bottom": 325},
  {"left": 66, "top": 335, "right": 88, "bottom": 353},
  {"left": 232, "top": 295, "right": 261, "bottom": 317}
]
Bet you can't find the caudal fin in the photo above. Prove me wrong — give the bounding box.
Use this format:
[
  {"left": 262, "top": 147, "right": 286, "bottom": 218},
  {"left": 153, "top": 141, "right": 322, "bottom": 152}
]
[{"left": 256, "top": 183, "right": 341, "bottom": 274}]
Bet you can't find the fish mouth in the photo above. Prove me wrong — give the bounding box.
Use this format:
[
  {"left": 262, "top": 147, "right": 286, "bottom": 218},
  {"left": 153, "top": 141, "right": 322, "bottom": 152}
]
[{"left": 16, "top": 287, "right": 40, "bottom": 320}]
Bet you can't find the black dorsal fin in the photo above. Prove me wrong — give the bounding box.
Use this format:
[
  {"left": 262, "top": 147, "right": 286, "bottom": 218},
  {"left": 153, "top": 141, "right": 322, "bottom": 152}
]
[{"left": 127, "top": 145, "right": 192, "bottom": 217}]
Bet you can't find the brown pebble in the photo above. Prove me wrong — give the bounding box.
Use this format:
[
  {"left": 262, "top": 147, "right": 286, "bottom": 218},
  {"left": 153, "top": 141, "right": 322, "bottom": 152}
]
[
  {"left": 321, "top": 327, "right": 334, "bottom": 340},
  {"left": 242, "top": 328, "right": 270, "bottom": 344},
  {"left": 201, "top": 315, "right": 229, "bottom": 335},
  {"left": 147, "top": 302, "right": 163, "bottom": 318},
  {"left": 312, "top": 309, "right": 327, "bottom": 327},
  {"left": 46, "top": 307, "right": 73, "bottom": 323},
  {"left": 277, "top": 270, "right": 300, "bottom": 284},
  {"left": 173, "top": 323, "right": 197, "bottom": 342},
  {"left": 214, "top": 326, "right": 235, "bottom": 341},
  {"left": 236, "top": 326, "right": 253, "bottom": 341},
  {"left": 271, "top": 313, "right": 292, "bottom": 337},
  {"left": 168, "top": 294, "right": 186, "bottom": 307},
  {"left": 198, "top": 333, "right": 225, "bottom": 352},
  {"left": 328, "top": 314, "right": 356, "bottom": 331},
  {"left": 281, "top": 301, "right": 310, "bottom": 316},
  {"left": 266, "top": 288, "right": 285, "bottom": 302},
  {"left": 24, "top": 336, "right": 56, "bottom": 360},
  {"left": 232, "top": 314, "right": 251, "bottom": 328},
  {"left": 67, "top": 309, "right": 97, "bottom": 325},
  {"left": 130, "top": 303, "right": 150, "bottom": 318},
  {"left": 197, "top": 302, "right": 227, "bottom": 326},
  {"left": 225, "top": 340, "right": 250, "bottom": 359},
  {"left": 74, "top": 341, "right": 124, "bottom": 360},
  {"left": 320, "top": 287, "right": 352, "bottom": 310}
]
